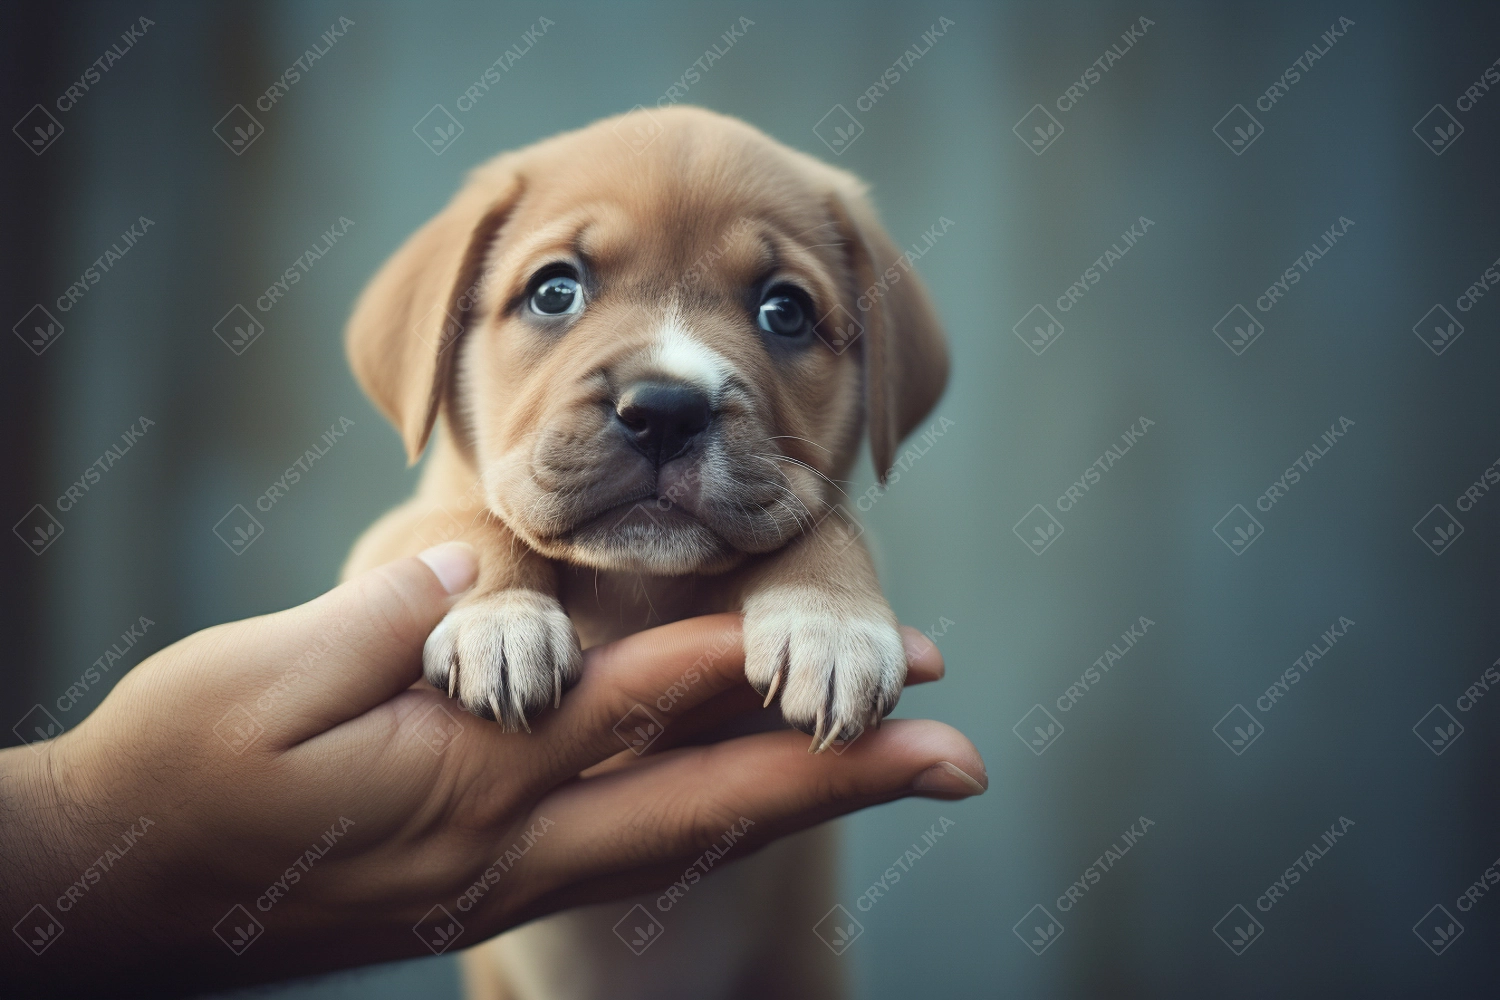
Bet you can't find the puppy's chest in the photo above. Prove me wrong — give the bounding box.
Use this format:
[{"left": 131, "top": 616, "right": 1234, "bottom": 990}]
[{"left": 555, "top": 565, "right": 735, "bottom": 649}]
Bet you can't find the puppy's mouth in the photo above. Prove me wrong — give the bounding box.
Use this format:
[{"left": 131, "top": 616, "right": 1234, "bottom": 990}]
[
  {"left": 573, "top": 493, "right": 720, "bottom": 542},
  {"left": 516, "top": 444, "right": 814, "bottom": 575},
  {"left": 542, "top": 458, "right": 738, "bottom": 571}
]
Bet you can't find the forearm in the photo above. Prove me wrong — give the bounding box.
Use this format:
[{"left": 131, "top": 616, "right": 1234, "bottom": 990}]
[
  {"left": 0, "top": 729, "right": 413, "bottom": 997},
  {"left": 0, "top": 741, "right": 117, "bottom": 995},
  {"left": 1, "top": 740, "right": 217, "bottom": 996}
]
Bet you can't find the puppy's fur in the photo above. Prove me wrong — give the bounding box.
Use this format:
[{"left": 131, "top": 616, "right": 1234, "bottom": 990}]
[{"left": 342, "top": 107, "right": 946, "bottom": 999}]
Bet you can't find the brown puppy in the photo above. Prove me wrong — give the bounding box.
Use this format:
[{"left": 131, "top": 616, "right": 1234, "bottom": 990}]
[{"left": 342, "top": 106, "right": 947, "bottom": 998}]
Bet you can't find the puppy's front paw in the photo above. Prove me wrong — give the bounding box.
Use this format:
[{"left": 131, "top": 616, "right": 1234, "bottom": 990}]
[
  {"left": 743, "top": 586, "right": 906, "bottom": 752},
  {"left": 423, "top": 590, "right": 583, "bottom": 732}
]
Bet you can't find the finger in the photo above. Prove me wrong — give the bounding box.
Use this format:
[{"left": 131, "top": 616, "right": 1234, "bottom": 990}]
[
  {"left": 899, "top": 626, "right": 945, "bottom": 683},
  {"left": 527, "top": 615, "right": 948, "bottom": 784},
  {"left": 522, "top": 614, "right": 748, "bottom": 781},
  {"left": 586, "top": 625, "right": 946, "bottom": 769},
  {"left": 248, "top": 543, "right": 478, "bottom": 746},
  {"left": 514, "top": 720, "right": 985, "bottom": 918}
]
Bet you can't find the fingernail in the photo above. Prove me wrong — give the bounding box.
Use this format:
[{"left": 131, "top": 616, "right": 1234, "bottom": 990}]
[
  {"left": 911, "top": 761, "right": 987, "bottom": 798},
  {"left": 418, "top": 542, "right": 478, "bottom": 594}
]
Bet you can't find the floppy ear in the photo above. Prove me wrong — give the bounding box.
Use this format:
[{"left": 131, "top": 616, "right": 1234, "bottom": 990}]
[
  {"left": 827, "top": 187, "right": 950, "bottom": 485},
  {"left": 345, "top": 169, "right": 523, "bottom": 464}
]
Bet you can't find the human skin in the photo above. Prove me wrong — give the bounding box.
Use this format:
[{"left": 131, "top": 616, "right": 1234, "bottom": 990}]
[{"left": 0, "top": 543, "right": 985, "bottom": 997}]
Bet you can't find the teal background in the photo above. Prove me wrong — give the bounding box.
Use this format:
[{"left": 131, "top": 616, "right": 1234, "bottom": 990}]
[{"left": 4, "top": 1, "right": 1500, "bottom": 996}]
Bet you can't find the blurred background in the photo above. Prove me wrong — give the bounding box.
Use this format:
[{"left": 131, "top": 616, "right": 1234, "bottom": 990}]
[{"left": 4, "top": 1, "right": 1500, "bottom": 996}]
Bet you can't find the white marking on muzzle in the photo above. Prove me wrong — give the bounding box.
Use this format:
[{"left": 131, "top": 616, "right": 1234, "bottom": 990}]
[{"left": 649, "top": 311, "right": 731, "bottom": 397}]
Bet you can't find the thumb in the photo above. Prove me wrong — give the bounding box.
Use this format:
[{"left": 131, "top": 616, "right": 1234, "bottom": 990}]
[{"left": 267, "top": 542, "right": 478, "bottom": 746}]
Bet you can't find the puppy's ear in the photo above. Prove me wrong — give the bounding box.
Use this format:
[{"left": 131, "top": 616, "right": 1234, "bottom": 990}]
[
  {"left": 827, "top": 187, "right": 949, "bottom": 484},
  {"left": 346, "top": 170, "right": 523, "bottom": 464}
]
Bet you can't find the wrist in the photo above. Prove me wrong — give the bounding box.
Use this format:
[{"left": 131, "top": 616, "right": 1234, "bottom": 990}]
[
  {"left": 0, "top": 741, "right": 77, "bottom": 986},
  {"left": 1, "top": 733, "right": 182, "bottom": 993}
]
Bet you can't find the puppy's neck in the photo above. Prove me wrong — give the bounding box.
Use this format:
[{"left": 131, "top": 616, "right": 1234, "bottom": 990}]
[{"left": 556, "top": 565, "right": 727, "bottom": 648}]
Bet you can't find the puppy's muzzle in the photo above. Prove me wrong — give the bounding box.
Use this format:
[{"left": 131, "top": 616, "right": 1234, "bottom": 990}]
[{"left": 615, "top": 380, "right": 712, "bottom": 466}]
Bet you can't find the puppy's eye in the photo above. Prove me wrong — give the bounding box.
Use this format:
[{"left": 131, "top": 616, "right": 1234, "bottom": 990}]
[
  {"left": 529, "top": 274, "right": 582, "bottom": 316},
  {"left": 756, "top": 285, "right": 811, "bottom": 337}
]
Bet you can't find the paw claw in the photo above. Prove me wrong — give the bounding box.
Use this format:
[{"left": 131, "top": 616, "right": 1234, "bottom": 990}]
[
  {"left": 423, "top": 590, "right": 583, "bottom": 732},
  {"left": 743, "top": 586, "right": 905, "bottom": 750}
]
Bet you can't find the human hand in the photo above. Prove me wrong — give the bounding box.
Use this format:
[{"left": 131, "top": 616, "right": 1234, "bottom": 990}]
[{"left": 1, "top": 543, "right": 985, "bottom": 996}]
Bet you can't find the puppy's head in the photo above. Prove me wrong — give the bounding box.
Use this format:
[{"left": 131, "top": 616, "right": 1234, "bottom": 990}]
[{"left": 348, "top": 107, "right": 947, "bottom": 575}]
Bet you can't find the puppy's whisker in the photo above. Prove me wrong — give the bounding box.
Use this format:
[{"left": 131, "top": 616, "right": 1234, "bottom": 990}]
[
  {"left": 763, "top": 483, "right": 815, "bottom": 532},
  {"left": 788, "top": 219, "right": 843, "bottom": 241},
  {"left": 765, "top": 434, "right": 833, "bottom": 456},
  {"left": 753, "top": 453, "right": 849, "bottom": 500}
]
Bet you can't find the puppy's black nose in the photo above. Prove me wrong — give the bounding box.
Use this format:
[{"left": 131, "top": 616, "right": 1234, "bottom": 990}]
[{"left": 616, "top": 381, "right": 712, "bottom": 465}]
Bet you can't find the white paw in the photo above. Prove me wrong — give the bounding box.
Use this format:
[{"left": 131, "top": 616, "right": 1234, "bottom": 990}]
[
  {"left": 742, "top": 586, "right": 906, "bottom": 752},
  {"left": 423, "top": 590, "right": 583, "bottom": 732}
]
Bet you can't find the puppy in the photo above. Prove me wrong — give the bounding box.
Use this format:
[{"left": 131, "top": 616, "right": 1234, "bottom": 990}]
[{"left": 342, "top": 106, "right": 947, "bottom": 999}]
